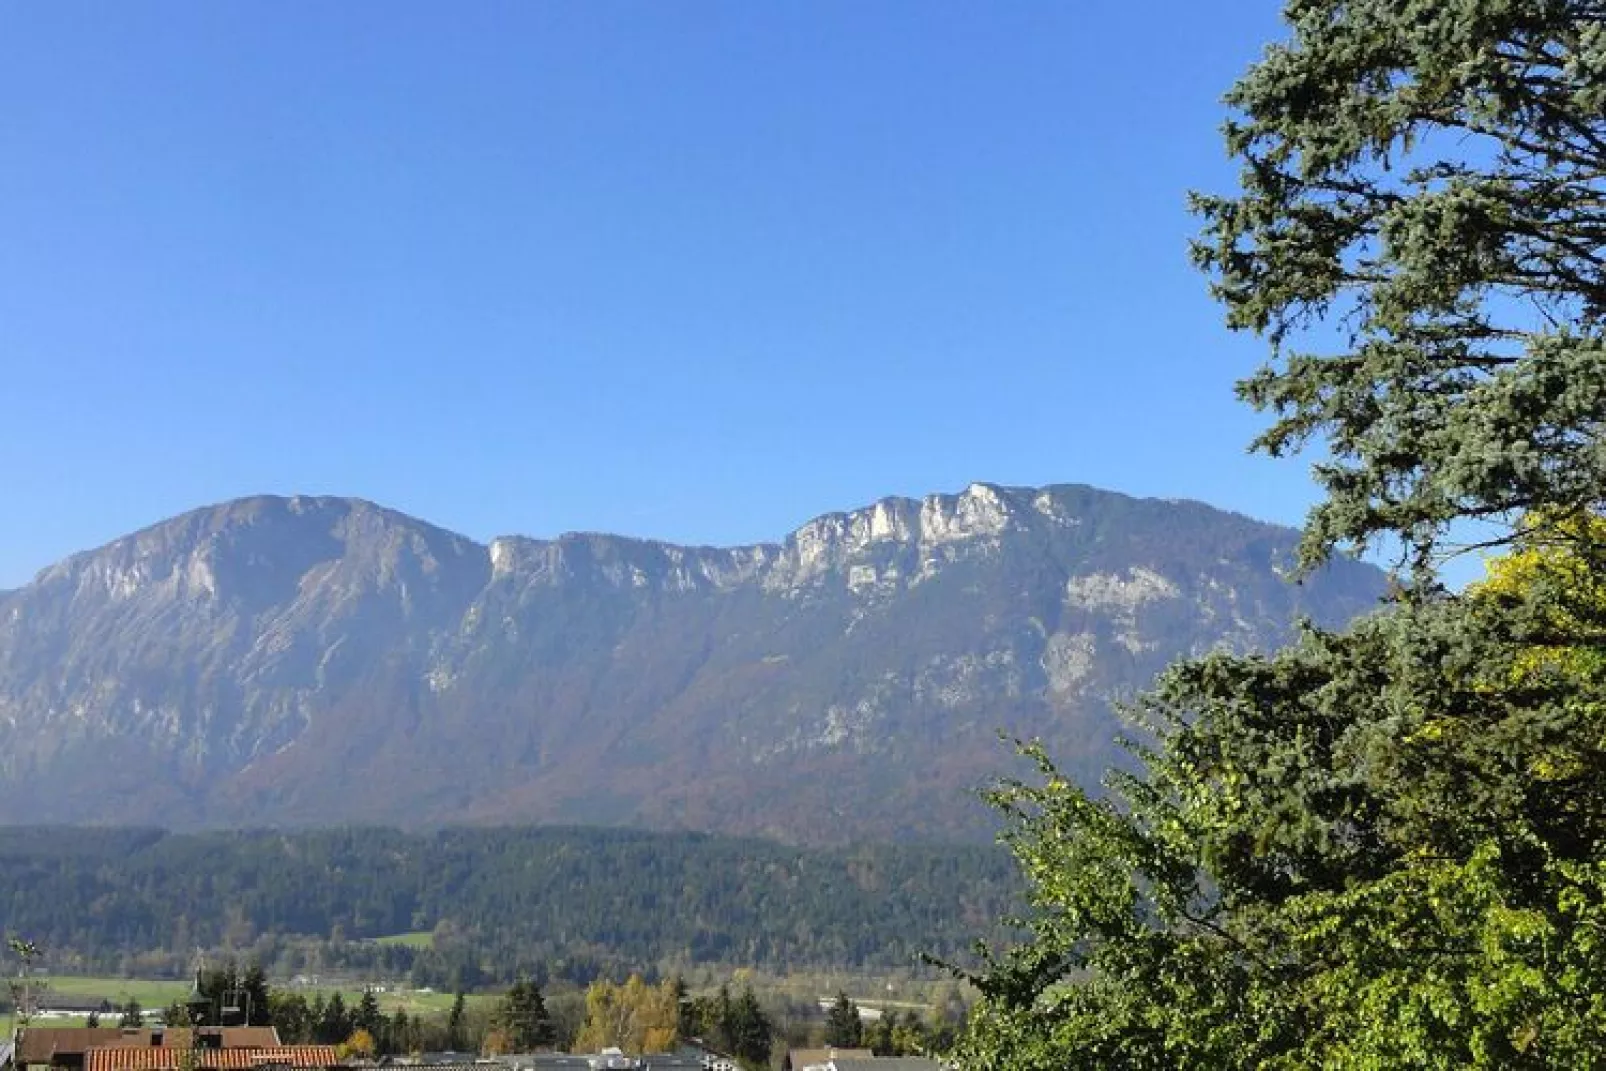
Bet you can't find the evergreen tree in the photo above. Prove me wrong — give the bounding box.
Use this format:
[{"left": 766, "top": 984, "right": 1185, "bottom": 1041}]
[
  {"left": 118, "top": 999, "right": 142, "bottom": 1029},
  {"left": 354, "top": 988, "right": 382, "bottom": 1039},
  {"left": 240, "top": 965, "right": 273, "bottom": 1027},
  {"left": 497, "top": 978, "right": 554, "bottom": 1051},
  {"left": 667, "top": 976, "right": 689, "bottom": 1039},
  {"left": 306, "top": 994, "right": 327, "bottom": 1042},
  {"left": 955, "top": 1, "right": 1606, "bottom": 1067},
  {"left": 823, "top": 992, "right": 862, "bottom": 1048},
  {"left": 316, "top": 992, "right": 350, "bottom": 1047},
  {"left": 724, "top": 987, "right": 771, "bottom": 1070},
  {"left": 444, "top": 989, "right": 466, "bottom": 1052},
  {"left": 1191, "top": 2, "right": 1606, "bottom": 579},
  {"left": 384, "top": 1008, "right": 410, "bottom": 1056},
  {"left": 268, "top": 993, "right": 310, "bottom": 1044}
]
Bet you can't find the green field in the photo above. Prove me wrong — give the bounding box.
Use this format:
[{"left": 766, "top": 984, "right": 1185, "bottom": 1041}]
[
  {"left": 41, "top": 975, "right": 193, "bottom": 1006},
  {"left": 371, "top": 931, "right": 434, "bottom": 950}
]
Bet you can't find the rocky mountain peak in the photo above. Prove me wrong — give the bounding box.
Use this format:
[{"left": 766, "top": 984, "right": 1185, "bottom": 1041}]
[{"left": 0, "top": 482, "right": 1385, "bottom": 841}]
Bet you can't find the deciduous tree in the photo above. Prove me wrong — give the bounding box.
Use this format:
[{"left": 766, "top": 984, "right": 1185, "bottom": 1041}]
[
  {"left": 573, "top": 975, "right": 678, "bottom": 1056},
  {"left": 6, "top": 937, "right": 44, "bottom": 1041},
  {"left": 340, "top": 1028, "right": 375, "bottom": 1061}
]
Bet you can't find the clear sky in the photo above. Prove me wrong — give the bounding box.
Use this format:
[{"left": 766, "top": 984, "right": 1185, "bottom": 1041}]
[{"left": 2, "top": 1, "right": 1329, "bottom": 588}]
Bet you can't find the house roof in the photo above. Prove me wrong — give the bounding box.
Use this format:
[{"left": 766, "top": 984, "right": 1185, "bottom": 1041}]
[
  {"left": 787, "top": 1050, "right": 871, "bottom": 1071},
  {"left": 827, "top": 1060, "right": 944, "bottom": 1071},
  {"left": 82, "top": 1047, "right": 339, "bottom": 1071},
  {"left": 19, "top": 1030, "right": 141, "bottom": 1064},
  {"left": 18, "top": 1026, "right": 286, "bottom": 1063}
]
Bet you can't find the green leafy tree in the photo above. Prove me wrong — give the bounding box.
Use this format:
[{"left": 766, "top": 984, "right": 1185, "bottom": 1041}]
[
  {"left": 889, "top": 1011, "right": 929, "bottom": 1058},
  {"left": 823, "top": 992, "right": 862, "bottom": 1048},
  {"left": 953, "top": 2, "right": 1606, "bottom": 1067},
  {"left": 862, "top": 1011, "right": 893, "bottom": 1057}
]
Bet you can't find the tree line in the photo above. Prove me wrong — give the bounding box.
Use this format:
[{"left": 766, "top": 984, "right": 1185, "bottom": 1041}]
[{"left": 0, "top": 825, "right": 1016, "bottom": 982}]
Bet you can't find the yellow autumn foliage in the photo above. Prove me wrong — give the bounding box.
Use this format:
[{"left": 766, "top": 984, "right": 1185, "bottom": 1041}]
[
  {"left": 1466, "top": 509, "right": 1606, "bottom": 782},
  {"left": 1470, "top": 509, "right": 1606, "bottom": 683},
  {"left": 340, "top": 1028, "right": 376, "bottom": 1060},
  {"left": 572, "top": 974, "right": 679, "bottom": 1056}
]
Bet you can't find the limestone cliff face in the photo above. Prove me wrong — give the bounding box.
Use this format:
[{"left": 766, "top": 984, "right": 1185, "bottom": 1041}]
[{"left": 0, "top": 483, "right": 1384, "bottom": 841}]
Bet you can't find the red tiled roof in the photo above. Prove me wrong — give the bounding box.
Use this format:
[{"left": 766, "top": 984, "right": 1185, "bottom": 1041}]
[{"left": 83, "top": 1047, "right": 340, "bottom": 1071}]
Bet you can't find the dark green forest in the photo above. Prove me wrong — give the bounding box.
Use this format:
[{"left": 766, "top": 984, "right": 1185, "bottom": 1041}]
[{"left": 0, "top": 825, "right": 1016, "bottom": 984}]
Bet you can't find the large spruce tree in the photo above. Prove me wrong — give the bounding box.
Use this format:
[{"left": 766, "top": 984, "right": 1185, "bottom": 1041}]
[
  {"left": 824, "top": 992, "right": 864, "bottom": 1048},
  {"left": 497, "top": 978, "right": 555, "bottom": 1052},
  {"left": 953, "top": 3, "right": 1606, "bottom": 1067}
]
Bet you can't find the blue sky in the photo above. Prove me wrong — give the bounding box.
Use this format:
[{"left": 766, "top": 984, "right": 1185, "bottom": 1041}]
[{"left": 0, "top": 1, "right": 1330, "bottom": 588}]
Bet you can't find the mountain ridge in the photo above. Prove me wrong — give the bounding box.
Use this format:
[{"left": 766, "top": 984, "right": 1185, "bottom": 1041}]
[
  {"left": 0, "top": 481, "right": 1384, "bottom": 842},
  {"left": 21, "top": 480, "right": 1296, "bottom": 584}
]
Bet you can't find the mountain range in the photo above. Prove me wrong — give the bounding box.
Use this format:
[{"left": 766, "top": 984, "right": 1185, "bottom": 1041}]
[{"left": 0, "top": 482, "right": 1384, "bottom": 841}]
